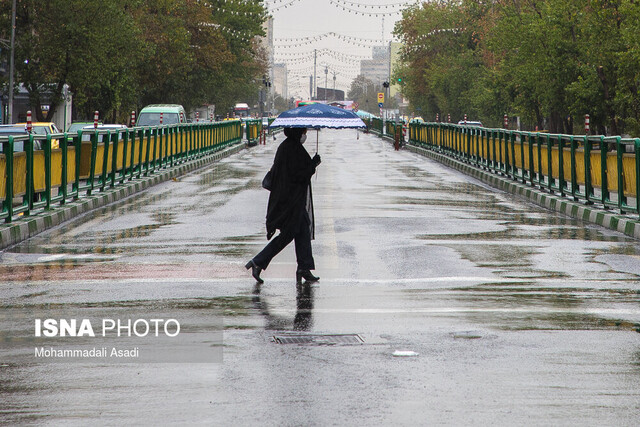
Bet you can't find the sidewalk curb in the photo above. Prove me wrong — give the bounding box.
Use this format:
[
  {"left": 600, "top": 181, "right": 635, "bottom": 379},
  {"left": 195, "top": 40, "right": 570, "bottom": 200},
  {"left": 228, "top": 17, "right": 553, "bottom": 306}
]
[
  {"left": 405, "top": 143, "right": 640, "bottom": 240},
  {"left": 0, "top": 142, "right": 246, "bottom": 250}
]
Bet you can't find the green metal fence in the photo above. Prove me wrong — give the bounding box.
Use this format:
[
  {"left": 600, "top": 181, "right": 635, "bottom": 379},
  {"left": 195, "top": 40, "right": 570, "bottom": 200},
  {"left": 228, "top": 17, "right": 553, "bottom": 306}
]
[
  {"left": 1, "top": 121, "right": 243, "bottom": 223},
  {"left": 408, "top": 122, "right": 640, "bottom": 218},
  {"left": 365, "top": 117, "right": 383, "bottom": 135},
  {"left": 245, "top": 119, "right": 263, "bottom": 144}
]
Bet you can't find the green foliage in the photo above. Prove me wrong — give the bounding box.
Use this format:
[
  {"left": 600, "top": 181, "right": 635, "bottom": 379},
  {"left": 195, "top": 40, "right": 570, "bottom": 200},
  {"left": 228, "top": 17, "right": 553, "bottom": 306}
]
[
  {"left": 394, "top": 0, "right": 640, "bottom": 136},
  {"left": 347, "top": 75, "right": 394, "bottom": 113},
  {"left": 0, "top": 0, "right": 268, "bottom": 123}
]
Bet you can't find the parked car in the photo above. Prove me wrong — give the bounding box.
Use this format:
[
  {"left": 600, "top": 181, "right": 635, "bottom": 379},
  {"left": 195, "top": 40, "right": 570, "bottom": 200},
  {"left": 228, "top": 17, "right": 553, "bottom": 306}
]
[
  {"left": 136, "top": 104, "right": 187, "bottom": 126},
  {"left": 65, "top": 122, "right": 99, "bottom": 144},
  {"left": 67, "top": 121, "right": 101, "bottom": 133},
  {"left": 0, "top": 125, "right": 29, "bottom": 151},
  {"left": 457, "top": 120, "right": 483, "bottom": 127},
  {"left": 80, "top": 124, "right": 128, "bottom": 142},
  {"left": 15, "top": 122, "right": 61, "bottom": 150}
]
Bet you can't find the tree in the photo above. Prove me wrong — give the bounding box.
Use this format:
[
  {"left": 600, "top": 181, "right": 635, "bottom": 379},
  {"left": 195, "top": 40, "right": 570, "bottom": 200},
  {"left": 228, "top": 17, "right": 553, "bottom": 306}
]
[
  {"left": 1, "top": 0, "right": 143, "bottom": 122},
  {"left": 0, "top": 0, "right": 269, "bottom": 123},
  {"left": 393, "top": 1, "right": 489, "bottom": 124},
  {"left": 348, "top": 75, "right": 388, "bottom": 114},
  {"left": 394, "top": 0, "right": 640, "bottom": 135}
]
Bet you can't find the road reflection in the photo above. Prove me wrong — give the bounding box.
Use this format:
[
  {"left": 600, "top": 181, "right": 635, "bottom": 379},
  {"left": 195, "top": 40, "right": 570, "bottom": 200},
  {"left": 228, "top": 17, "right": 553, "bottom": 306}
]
[{"left": 252, "top": 282, "right": 315, "bottom": 331}]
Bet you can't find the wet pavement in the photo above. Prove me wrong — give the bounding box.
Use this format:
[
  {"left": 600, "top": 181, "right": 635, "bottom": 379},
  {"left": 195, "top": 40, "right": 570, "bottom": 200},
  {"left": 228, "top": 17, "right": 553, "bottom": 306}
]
[{"left": 1, "top": 129, "right": 640, "bottom": 425}]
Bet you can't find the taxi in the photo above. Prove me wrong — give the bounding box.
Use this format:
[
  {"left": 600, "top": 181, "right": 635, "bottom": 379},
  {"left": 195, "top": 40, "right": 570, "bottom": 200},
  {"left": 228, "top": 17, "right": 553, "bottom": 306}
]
[{"left": 15, "top": 122, "right": 61, "bottom": 150}]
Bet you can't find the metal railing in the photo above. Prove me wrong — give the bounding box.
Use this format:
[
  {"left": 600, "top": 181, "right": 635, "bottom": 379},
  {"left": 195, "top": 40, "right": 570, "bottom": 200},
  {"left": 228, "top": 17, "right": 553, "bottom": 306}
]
[
  {"left": 365, "top": 117, "right": 384, "bottom": 135},
  {"left": 408, "top": 122, "right": 640, "bottom": 217},
  {"left": 244, "top": 119, "right": 263, "bottom": 144},
  {"left": 1, "top": 121, "right": 243, "bottom": 223}
]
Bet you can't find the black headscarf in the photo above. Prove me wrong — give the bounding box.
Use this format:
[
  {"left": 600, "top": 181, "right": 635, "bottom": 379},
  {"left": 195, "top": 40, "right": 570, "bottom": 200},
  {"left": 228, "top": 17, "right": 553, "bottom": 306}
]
[{"left": 283, "top": 127, "right": 306, "bottom": 141}]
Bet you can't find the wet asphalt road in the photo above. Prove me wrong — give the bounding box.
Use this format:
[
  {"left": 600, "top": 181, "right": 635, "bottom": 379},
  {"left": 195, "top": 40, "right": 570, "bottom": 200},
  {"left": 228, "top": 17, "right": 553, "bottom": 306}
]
[{"left": 1, "top": 129, "right": 640, "bottom": 425}]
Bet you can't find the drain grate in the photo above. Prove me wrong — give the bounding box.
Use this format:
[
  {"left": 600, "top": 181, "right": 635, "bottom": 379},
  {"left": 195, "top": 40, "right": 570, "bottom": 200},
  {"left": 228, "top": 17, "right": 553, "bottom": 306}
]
[{"left": 273, "top": 333, "right": 364, "bottom": 345}]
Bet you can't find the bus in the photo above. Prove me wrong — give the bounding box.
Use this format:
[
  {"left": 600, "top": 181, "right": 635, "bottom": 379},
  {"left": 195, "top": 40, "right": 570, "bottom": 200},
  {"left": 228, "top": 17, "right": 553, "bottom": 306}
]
[
  {"left": 233, "top": 103, "right": 250, "bottom": 118},
  {"left": 295, "top": 100, "right": 319, "bottom": 108}
]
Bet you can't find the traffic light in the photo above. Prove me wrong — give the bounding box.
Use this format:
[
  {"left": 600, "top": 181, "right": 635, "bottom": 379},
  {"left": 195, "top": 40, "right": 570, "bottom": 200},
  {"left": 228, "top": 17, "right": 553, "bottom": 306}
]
[
  {"left": 397, "top": 77, "right": 403, "bottom": 83},
  {"left": 383, "top": 81, "right": 389, "bottom": 88}
]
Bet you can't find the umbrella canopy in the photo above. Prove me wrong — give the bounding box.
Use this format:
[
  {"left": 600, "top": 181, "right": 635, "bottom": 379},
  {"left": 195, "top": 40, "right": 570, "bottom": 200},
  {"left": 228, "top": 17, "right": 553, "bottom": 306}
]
[
  {"left": 269, "top": 103, "right": 366, "bottom": 129},
  {"left": 356, "top": 110, "right": 377, "bottom": 119}
]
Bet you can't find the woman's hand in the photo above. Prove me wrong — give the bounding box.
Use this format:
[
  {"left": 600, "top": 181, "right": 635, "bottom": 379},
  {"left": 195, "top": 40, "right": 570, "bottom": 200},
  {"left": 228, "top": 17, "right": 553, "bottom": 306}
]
[{"left": 313, "top": 153, "right": 321, "bottom": 166}]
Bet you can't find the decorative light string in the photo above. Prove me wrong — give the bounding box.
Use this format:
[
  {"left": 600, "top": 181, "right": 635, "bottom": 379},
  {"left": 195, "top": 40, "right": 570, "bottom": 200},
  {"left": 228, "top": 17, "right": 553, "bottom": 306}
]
[
  {"left": 267, "top": 0, "right": 418, "bottom": 15},
  {"left": 265, "top": 0, "right": 304, "bottom": 12},
  {"left": 289, "top": 68, "right": 357, "bottom": 81},
  {"left": 275, "top": 48, "right": 369, "bottom": 62},
  {"left": 275, "top": 31, "right": 389, "bottom": 49},
  {"left": 327, "top": 0, "right": 418, "bottom": 16},
  {"left": 331, "top": 0, "right": 415, "bottom": 7},
  {"left": 401, "top": 27, "right": 466, "bottom": 55},
  {"left": 285, "top": 62, "right": 361, "bottom": 74},
  {"left": 197, "top": 0, "right": 267, "bottom": 18},
  {"left": 199, "top": 22, "right": 257, "bottom": 43}
]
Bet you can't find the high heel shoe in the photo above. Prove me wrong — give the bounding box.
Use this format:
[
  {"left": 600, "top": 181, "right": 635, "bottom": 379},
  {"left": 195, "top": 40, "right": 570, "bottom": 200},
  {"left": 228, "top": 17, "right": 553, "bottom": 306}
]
[
  {"left": 296, "top": 269, "right": 319, "bottom": 284},
  {"left": 245, "top": 260, "right": 264, "bottom": 284}
]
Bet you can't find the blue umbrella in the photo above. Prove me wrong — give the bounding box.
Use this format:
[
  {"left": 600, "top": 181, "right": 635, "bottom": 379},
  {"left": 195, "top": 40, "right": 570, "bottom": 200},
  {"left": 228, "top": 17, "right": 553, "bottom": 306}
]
[
  {"left": 356, "top": 110, "right": 377, "bottom": 119},
  {"left": 269, "top": 103, "right": 366, "bottom": 129}
]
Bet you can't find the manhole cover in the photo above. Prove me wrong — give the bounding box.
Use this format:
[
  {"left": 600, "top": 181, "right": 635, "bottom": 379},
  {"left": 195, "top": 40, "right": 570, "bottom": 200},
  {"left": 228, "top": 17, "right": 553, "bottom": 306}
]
[{"left": 272, "top": 334, "right": 364, "bottom": 345}]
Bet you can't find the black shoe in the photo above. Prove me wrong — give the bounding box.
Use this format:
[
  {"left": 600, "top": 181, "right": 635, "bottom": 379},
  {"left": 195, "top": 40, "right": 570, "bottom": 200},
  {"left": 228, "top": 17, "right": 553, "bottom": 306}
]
[
  {"left": 245, "top": 260, "right": 264, "bottom": 284},
  {"left": 296, "top": 269, "right": 319, "bottom": 284}
]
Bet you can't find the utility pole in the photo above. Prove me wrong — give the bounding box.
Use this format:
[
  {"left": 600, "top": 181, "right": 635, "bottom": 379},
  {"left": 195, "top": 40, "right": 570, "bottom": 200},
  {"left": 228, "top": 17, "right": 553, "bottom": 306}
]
[
  {"left": 309, "top": 75, "right": 313, "bottom": 101},
  {"left": 313, "top": 49, "right": 317, "bottom": 100},
  {"left": 324, "top": 66, "right": 328, "bottom": 101},
  {"left": 332, "top": 72, "right": 337, "bottom": 101},
  {"left": 8, "top": 0, "right": 17, "bottom": 124}
]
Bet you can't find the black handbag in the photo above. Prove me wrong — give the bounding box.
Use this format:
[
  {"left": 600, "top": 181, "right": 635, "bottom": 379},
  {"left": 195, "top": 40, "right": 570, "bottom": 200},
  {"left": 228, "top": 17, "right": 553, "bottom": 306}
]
[{"left": 261, "top": 170, "right": 273, "bottom": 191}]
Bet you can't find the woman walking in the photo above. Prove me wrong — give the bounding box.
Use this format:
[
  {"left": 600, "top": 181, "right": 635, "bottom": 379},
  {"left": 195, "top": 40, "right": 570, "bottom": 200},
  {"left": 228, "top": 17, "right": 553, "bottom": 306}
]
[{"left": 246, "top": 127, "right": 321, "bottom": 284}]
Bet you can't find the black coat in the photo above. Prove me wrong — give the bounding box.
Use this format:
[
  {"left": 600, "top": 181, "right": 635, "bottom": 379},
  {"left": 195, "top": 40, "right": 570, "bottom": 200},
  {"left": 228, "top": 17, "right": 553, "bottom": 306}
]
[{"left": 265, "top": 136, "right": 317, "bottom": 240}]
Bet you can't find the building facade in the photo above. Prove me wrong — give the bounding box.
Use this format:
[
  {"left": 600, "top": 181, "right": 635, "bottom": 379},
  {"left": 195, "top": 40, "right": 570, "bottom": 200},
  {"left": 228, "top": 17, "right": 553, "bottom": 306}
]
[
  {"left": 273, "top": 63, "right": 288, "bottom": 100},
  {"left": 359, "top": 43, "right": 402, "bottom": 99}
]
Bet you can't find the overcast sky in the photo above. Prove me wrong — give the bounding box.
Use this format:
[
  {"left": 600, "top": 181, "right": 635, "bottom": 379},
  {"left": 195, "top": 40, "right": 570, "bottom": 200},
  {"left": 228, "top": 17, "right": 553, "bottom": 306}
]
[{"left": 266, "top": 0, "right": 417, "bottom": 98}]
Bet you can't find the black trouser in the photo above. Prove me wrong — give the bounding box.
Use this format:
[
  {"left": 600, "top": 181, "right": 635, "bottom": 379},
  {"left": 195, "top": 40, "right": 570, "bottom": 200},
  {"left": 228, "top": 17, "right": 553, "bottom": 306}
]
[{"left": 253, "top": 210, "right": 315, "bottom": 271}]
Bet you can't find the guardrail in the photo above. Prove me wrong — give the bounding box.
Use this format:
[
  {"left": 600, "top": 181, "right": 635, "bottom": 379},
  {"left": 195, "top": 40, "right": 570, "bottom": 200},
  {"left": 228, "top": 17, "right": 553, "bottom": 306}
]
[
  {"left": 408, "top": 122, "right": 640, "bottom": 218},
  {"left": 364, "top": 117, "right": 384, "bottom": 135},
  {"left": 244, "top": 119, "right": 263, "bottom": 144},
  {"left": 1, "top": 121, "right": 243, "bottom": 223}
]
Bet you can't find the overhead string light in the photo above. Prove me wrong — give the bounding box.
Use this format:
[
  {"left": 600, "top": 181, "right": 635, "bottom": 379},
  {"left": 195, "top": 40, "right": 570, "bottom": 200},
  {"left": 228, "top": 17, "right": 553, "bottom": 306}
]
[
  {"left": 194, "top": 0, "right": 268, "bottom": 42},
  {"left": 284, "top": 63, "right": 362, "bottom": 78},
  {"left": 199, "top": 22, "right": 257, "bottom": 43},
  {"left": 275, "top": 32, "right": 386, "bottom": 49},
  {"left": 284, "top": 62, "right": 363, "bottom": 79},
  {"left": 197, "top": 0, "right": 267, "bottom": 18},
  {"left": 285, "top": 62, "right": 361, "bottom": 74},
  {"left": 265, "top": 0, "right": 305, "bottom": 12},
  {"left": 329, "top": 0, "right": 415, "bottom": 8},
  {"left": 326, "top": 0, "right": 419, "bottom": 16},
  {"left": 280, "top": 59, "right": 362, "bottom": 74},
  {"left": 401, "top": 27, "right": 466, "bottom": 55},
  {"left": 274, "top": 49, "right": 368, "bottom": 64},
  {"left": 288, "top": 69, "right": 358, "bottom": 81}
]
